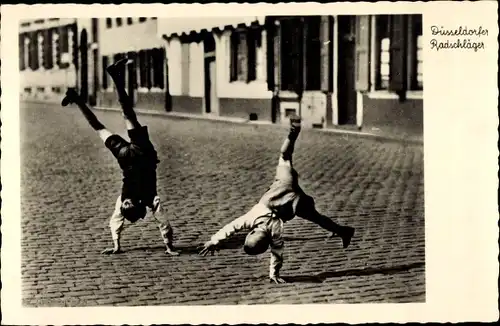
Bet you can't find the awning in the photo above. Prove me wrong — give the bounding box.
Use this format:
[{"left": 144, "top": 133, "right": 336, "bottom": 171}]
[{"left": 158, "top": 16, "right": 265, "bottom": 38}]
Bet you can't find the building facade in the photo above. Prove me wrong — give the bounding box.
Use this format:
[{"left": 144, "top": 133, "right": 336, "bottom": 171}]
[
  {"left": 157, "top": 17, "right": 271, "bottom": 119},
  {"left": 94, "top": 17, "right": 165, "bottom": 109},
  {"left": 268, "top": 14, "right": 423, "bottom": 132},
  {"left": 19, "top": 18, "right": 79, "bottom": 102},
  {"left": 157, "top": 14, "right": 423, "bottom": 133},
  {"left": 19, "top": 15, "right": 423, "bottom": 136}
]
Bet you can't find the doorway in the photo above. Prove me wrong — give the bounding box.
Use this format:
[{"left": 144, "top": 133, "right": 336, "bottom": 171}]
[
  {"left": 203, "top": 33, "right": 218, "bottom": 114},
  {"left": 79, "top": 29, "right": 89, "bottom": 102},
  {"left": 337, "top": 16, "right": 357, "bottom": 125}
]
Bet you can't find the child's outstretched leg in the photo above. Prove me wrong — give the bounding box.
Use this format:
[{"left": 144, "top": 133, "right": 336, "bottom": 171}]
[
  {"left": 295, "top": 195, "right": 355, "bottom": 248},
  {"left": 106, "top": 58, "right": 141, "bottom": 130},
  {"left": 280, "top": 114, "right": 301, "bottom": 162}
]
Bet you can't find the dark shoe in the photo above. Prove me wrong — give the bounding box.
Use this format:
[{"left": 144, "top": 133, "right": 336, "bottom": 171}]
[
  {"left": 289, "top": 114, "right": 301, "bottom": 127},
  {"left": 289, "top": 114, "right": 301, "bottom": 134},
  {"left": 106, "top": 58, "right": 131, "bottom": 78},
  {"left": 61, "top": 88, "right": 79, "bottom": 107},
  {"left": 340, "top": 226, "right": 355, "bottom": 249}
]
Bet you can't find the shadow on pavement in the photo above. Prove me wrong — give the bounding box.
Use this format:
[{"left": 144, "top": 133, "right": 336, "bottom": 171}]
[
  {"left": 126, "top": 244, "right": 202, "bottom": 255},
  {"left": 283, "top": 262, "right": 425, "bottom": 284},
  {"left": 124, "top": 234, "right": 247, "bottom": 256},
  {"left": 217, "top": 233, "right": 247, "bottom": 250},
  {"left": 283, "top": 235, "right": 329, "bottom": 242}
]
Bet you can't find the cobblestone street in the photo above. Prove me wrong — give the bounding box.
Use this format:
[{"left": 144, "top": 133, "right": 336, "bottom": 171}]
[{"left": 20, "top": 101, "right": 425, "bottom": 306}]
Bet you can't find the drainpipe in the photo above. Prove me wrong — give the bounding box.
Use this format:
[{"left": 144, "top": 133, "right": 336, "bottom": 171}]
[
  {"left": 162, "top": 34, "right": 172, "bottom": 111},
  {"left": 298, "top": 17, "right": 306, "bottom": 118},
  {"left": 273, "top": 19, "right": 281, "bottom": 124}
]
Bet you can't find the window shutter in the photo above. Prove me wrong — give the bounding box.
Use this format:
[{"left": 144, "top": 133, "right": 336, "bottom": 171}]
[
  {"left": 146, "top": 49, "right": 153, "bottom": 89},
  {"left": 158, "top": 48, "right": 165, "bottom": 89},
  {"left": 71, "top": 25, "right": 79, "bottom": 70},
  {"left": 266, "top": 20, "right": 275, "bottom": 91},
  {"left": 229, "top": 32, "right": 237, "bottom": 82},
  {"left": 354, "top": 15, "right": 371, "bottom": 92},
  {"left": 44, "top": 29, "right": 53, "bottom": 69},
  {"left": 294, "top": 18, "right": 304, "bottom": 94},
  {"left": 247, "top": 29, "right": 257, "bottom": 82},
  {"left": 138, "top": 50, "right": 146, "bottom": 88},
  {"left": 59, "top": 26, "right": 69, "bottom": 68},
  {"left": 31, "top": 31, "right": 39, "bottom": 70},
  {"left": 320, "top": 16, "right": 330, "bottom": 92},
  {"left": 102, "top": 56, "right": 108, "bottom": 89},
  {"left": 389, "top": 15, "right": 407, "bottom": 93},
  {"left": 19, "top": 34, "right": 25, "bottom": 71},
  {"left": 126, "top": 51, "right": 137, "bottom": 90}
]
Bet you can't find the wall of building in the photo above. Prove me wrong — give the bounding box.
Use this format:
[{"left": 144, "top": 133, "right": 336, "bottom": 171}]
[
  {"left": 164, "top": 36, "right": 204, "bottom": 114},
  {"left": 97, "top": 18, "right": 165, "bottom": 111},
  {"left": 19, "top": 19, "right": 78, "bottom": 102},
  {"left": 216, "top": 29, "right": 273, "bottom": 121},
  {"left": 362, "top": 95, "right": 423, "bottom": 134},
  {"left": 98, "top": 18, "right": 161, "bottom": 56}
]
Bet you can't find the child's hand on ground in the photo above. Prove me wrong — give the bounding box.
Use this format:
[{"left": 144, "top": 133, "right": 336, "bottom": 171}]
[
  {"left": 165, "top": 243, "right": 180, "bottom": 256},
  {"left": 199, "top": 240, "right": 219, "bottom": 256},
  {"left": 269, "top": 276, "right": 287, "bottom": 284}
]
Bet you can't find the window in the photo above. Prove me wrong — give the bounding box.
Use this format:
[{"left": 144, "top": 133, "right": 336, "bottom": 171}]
[
  {"left": 230, "top": 29, "right": 257, "bottom": 82},
  {"left": 412, "top": 15, "right": 423, "bottom": 90},
  {"left": 92, "top": 18, "right": 98, "bottom": 41},
  {"left": 106, "top": 18, "right": 112, "bottom": 28},
  {"left": 373, "top": 14, "right": 423, "bottom": 92},
  {"left": 304, "top": 16, "right": 321, "bottom": 91},
  {"left": 416, "top": 35, "right": 423, "bottom": 89},
  {"left": 19, "top": 34, "right": 26, "bottom": 71},
  {"left": 376, "top": 15, "right": 391, "bottom": 90},
  {"left": 30, "top": 32, "right": 39, "bottom": 70},
  {"left": 136, "top": 48, "right": 164, "bottom": 90},
  {"left": 139, "top": 17, "right": 147, "bottom": 22},
  {"left": 152, "top": 48, "right": 165, "bottom": 89},
  {"left": 102, "top": 56, "right": 109, "bottom": 89},
  {"left": 127, "top": 17, "right": 133, "bottom": 25},
  {"left": 116, "top": 18, "right": 123, "bottom": 27}
]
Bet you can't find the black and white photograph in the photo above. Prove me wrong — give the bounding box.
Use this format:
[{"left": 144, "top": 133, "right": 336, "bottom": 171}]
[
  {"left": 18, "top": 13, "right": 425, "bottom": 306},
  {"left": 1, "top": 2, "right": 498, "bottom": 325}
]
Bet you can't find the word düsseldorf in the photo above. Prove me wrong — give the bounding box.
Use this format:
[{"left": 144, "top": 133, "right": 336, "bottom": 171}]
[{"left": 430, "top": 26, "right": 488, "bottom": 52}]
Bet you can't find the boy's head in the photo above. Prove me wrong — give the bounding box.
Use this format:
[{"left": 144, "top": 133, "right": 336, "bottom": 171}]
[
  {"left": 120, "top": 199, "right": 146, "bottom": 223},
  {"left": 244, "top": 229, "right": 271, "bottom": 255}
]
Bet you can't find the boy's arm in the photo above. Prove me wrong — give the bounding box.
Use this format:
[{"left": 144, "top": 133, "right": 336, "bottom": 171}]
[
  {"left": 102, "top": 196, "right": 125, "bottom": 254},
  {"left": 210, "top": 213, "right": 254, "bottom": 245},
  {"left": 199, "top": 213, "right": 255, "bottom": 256},
  {"left": 269, "top": 226, "right": 285, "bottom": 284}
]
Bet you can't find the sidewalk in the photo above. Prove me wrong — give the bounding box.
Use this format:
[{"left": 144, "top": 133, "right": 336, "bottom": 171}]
[
  {"left": 22, "top": 100, "right": 423, "bottom": 144},
  {"left": 94, "top": 105, "right": 424, "bottom": 145}
]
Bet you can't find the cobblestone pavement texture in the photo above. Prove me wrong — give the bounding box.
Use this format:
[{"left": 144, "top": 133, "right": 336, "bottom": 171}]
[{"left": 20, "top": 102, "right": 425, "bottom": 306}]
